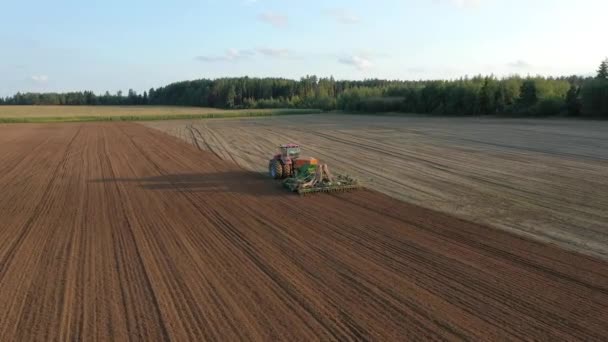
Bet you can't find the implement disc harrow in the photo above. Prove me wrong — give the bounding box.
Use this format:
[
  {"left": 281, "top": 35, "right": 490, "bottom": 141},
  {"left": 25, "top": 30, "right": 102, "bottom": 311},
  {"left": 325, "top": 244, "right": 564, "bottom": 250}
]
[
  {"left": 297, "top": 184, "right": 362, "bottom": 196},
  {"left": 282, "top": 163, "right": 361, "bottom": 195}
]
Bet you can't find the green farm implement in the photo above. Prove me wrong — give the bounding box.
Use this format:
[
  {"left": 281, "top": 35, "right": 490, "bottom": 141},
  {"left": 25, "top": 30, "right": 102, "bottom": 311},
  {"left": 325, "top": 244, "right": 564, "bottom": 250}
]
[{"left": 268, "top": 144, "right": 361, "bottom": 195}]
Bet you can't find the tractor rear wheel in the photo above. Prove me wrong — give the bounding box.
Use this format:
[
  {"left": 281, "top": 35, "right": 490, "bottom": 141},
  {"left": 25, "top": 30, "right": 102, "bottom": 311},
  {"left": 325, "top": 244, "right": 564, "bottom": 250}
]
[
  {"left": 269, "top": 159, "right": 284, "bottom": 179},
  {"left": 283, "top": 164, "right": 293, "bottom": 178}
]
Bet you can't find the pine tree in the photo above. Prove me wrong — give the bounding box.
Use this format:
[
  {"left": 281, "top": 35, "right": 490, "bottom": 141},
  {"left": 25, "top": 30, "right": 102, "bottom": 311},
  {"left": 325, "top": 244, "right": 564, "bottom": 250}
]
[
  {"left": 225, "top": 86, "right": 236, "bottom": 108},
  {"left": 519, "top": 79, "right": 538, "bottom": 107},
  {"left": 597, "top": 59, "right": 608, "bottom": 79},
  {"left": 479, "top": 78, "right": 493, "bottom": 114},
  {"left": 565, "top": 84, "right": 580, "bottom": 116},
  {"left": 494, "top": 83, "right": 507, "bottom": 113},
  {"left": 148, "top": 88, "right": 155, "bottom": 105}
]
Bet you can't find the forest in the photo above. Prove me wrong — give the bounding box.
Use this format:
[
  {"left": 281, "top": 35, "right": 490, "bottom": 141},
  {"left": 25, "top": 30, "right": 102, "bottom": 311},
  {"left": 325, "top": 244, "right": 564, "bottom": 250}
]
[{"left": 2, "top": 59, "right": 607, "bottom": 118}]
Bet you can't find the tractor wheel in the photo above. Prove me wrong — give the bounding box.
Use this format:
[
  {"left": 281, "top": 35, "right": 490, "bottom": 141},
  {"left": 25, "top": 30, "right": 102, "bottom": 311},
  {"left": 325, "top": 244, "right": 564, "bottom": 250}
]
[
  {"left": 283, "top": 164, "right": 293, "bottom": 178},
  {"left": 269, "top": 159, "right": 284, "bottom": 179}
]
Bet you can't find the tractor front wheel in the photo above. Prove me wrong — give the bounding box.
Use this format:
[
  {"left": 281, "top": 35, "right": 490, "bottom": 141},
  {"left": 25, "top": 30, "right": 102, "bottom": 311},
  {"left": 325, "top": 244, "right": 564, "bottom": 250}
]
[{"left": 269, "top": 159, "right": 284, "bottom": 179}]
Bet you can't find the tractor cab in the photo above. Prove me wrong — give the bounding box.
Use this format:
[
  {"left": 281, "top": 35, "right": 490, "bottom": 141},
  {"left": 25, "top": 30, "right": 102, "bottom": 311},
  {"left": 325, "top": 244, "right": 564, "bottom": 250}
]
[{"left": 279, "top": 144, "right": 301, "bottom": 160}]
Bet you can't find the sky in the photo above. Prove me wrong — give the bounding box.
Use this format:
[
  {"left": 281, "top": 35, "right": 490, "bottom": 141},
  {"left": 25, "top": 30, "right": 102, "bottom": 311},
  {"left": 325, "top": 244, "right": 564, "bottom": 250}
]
[{"left": 0, "top": 0, "right": 607, "bottom": 96}]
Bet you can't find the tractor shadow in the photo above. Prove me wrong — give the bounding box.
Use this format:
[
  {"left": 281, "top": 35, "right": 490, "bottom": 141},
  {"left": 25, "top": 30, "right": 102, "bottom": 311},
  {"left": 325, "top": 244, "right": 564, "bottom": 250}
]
[{"left": 91, "top": 170, "right": 286, "bottom": 196}]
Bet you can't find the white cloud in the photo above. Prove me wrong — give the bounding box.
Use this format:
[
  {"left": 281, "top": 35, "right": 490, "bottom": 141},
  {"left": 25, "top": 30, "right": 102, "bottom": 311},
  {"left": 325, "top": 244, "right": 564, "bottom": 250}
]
[
  {"left": 256, "top": 48, "right": 292, "bottom": 58},
  {"left": 257, "top": 12, "right": 288, "bottom": 28},
  {"left": 453, "top": 0, "right": 481, "bottom": 7},
  {"left": 195, "top": 49, "right": 255, "bottom": 62},
  {"left": 30, "top": 75, "right": 48, "bottom": 83},
  {"left": 338, "top": 55, "right": 373, "bottom": 70},
  {"left": 438, "top": 0, "right": 482, "bottom": 8},
  {"left": 325, "top": 8, "right": 360, "bottom": 24},
  {"left": 508, "top": 60, "right": 532, "bottom": 68},
  {"left": 196, "top": 47, "right": 295, "bottom": 62}
]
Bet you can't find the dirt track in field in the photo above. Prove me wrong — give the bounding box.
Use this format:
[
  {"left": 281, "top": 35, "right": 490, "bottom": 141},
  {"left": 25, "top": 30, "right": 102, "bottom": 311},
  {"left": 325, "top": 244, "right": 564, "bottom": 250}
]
[
  {"left": 146, "top": 115, "right": 608, "bottom": 259},
  {"left": 1, "top": 123, "right": 608, "bottom": 341}
]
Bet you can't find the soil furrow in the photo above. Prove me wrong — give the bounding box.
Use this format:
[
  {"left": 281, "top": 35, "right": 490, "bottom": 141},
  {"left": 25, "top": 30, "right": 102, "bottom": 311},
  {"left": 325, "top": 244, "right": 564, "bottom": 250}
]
[{"left": 1, "top": 122, "right": 607, "bottom": 341}]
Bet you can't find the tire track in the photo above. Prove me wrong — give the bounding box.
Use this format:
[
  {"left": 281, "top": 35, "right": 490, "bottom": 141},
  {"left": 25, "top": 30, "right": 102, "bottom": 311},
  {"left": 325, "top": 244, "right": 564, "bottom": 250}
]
[
  {"left": 145, "top": 115, "right": 608, "bottom": 259},
  {"left": 0, "top": 125, "right": 82, "bottom": 280},
  {"left": 1, "top": 122, "right": 608, "bottom": 341}
]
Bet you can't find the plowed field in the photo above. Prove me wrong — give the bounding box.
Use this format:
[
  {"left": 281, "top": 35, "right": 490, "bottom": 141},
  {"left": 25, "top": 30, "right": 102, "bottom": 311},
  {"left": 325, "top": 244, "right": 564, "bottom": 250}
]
[
  {"left": 146, "top": 115, "right": 608, "bottom": 259},
  {"left": 1, "top": 123, "right": 607, "bottom": 341}
]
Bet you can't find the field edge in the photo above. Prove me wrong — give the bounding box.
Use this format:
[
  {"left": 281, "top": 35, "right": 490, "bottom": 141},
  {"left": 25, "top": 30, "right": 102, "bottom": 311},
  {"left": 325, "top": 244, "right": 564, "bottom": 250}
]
[{"left": 0, "top": 108, "right": 323, "bottom": 123}]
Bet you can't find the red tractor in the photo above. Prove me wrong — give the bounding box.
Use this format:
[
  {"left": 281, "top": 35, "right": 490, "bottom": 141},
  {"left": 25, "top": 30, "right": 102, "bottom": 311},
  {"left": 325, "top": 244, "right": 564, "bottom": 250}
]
[
  {"left": 268, "top": 144, "right": 318, "bottom": 179},
  {"left": 268, "top": 144, "right": 360, "bottom": 194}
]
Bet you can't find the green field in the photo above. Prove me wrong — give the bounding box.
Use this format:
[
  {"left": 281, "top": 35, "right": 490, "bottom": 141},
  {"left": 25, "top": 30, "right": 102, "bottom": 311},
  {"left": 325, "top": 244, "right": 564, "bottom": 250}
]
[{"left": 0, "top": 106, "right": 321, "bottom": 123}]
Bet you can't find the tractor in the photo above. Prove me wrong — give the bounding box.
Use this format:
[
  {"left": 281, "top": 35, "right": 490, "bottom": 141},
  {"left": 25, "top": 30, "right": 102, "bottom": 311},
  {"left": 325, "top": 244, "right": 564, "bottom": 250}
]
[{"left": 268, "top": 144, "right": 360, "bottom": 194}]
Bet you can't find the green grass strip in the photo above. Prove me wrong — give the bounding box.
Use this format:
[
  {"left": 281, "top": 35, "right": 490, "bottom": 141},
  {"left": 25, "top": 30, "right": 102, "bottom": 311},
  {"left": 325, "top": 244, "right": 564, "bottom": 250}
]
[{"left": 0, "top": 109, "right": 323, "bottom": 124}]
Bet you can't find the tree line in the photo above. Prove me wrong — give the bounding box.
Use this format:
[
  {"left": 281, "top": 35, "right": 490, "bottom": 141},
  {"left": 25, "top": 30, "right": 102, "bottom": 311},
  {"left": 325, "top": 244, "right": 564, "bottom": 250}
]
[{"left": 2, "top": 59, "right": 607, "bottom": 118}]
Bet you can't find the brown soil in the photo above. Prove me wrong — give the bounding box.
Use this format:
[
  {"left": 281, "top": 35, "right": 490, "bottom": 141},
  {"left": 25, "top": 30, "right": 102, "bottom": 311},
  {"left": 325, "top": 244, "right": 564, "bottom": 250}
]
[
  {"left": 146, "top": 114, "right": 608, "bottom": 259},
  {"left": 1, "top": 123, "right": 607, "bottom": 341}
]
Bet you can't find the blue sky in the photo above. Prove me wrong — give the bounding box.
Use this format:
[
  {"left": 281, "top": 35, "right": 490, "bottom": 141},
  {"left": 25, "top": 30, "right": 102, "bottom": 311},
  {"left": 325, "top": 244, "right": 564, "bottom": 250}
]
[{"left": 1, "top": 0, "right": 606, "bottom": 96}]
